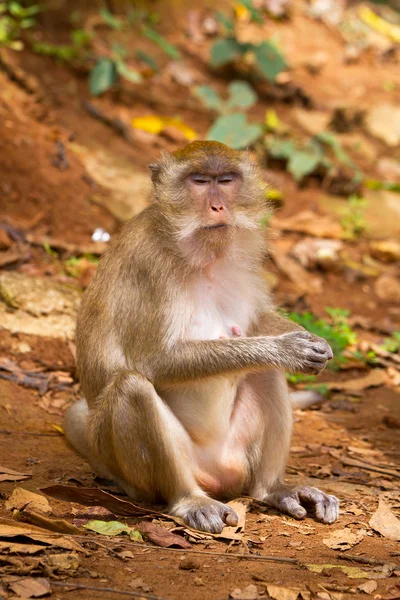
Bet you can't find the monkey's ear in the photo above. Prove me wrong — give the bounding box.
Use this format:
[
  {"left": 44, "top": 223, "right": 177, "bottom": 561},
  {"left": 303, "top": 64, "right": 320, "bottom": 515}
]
[{"left": 149, "top": 162, "right": 161, "bottom": 184}]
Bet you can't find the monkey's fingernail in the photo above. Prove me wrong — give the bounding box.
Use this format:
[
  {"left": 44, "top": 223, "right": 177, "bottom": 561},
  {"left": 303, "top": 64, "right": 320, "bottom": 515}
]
[{"left": 225, "top": 512, "right": 238, "bottom": 526}]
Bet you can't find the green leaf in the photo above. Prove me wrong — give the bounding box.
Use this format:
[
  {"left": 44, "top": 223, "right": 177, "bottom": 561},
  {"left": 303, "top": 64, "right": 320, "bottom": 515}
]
[
  {"left": 83, "top": 520, "right": 143, "bottom": 541},
  {"left": 194, "top": 85, "right": 223, "bottom": 112},
  {"left": 83, "top": 520, "right": 130, "bottom": 536},
  {"left": 207, "top": 113, "right": 263, "bottom": 149},
  {"left": 253, "top": 40, "right": 286, "bottom": 82},
  {"left": 89, "top": 58, "right": 117, "bottom": 96},
  {"left": 129, "top": 529, "right": 143, "bottom": 542},
  {"left": 226, "top": 80, "right": 257, "bottom": 110},
  {"left": 99, "top": 8, "right": 123, "bottom": 30},
  {"left": 210, "top": 38, "right": 242, "bottom": 67},
  {"left": 365, "top": 178, "right": 400, "bottom": 193},
  {"left": 116, "top": 60, "right": 142, "bottom": 84},
  {"left": 240, "top": 0, "right": 264, "bottom": 23},
  {"left": 136, "top": 50, "right": 158, "bottom": 71},
  {"left": 266, "top": 138, "right": 294, "bottom": 159},
  {"left": 142, "top": 26, "right": 180, "bottom": 60},
  {"left": 216, "top": 11, "right": 235, "bottom": 34},
  {"left": 288, "top": 150, "right": 320, "bottom": 181}
]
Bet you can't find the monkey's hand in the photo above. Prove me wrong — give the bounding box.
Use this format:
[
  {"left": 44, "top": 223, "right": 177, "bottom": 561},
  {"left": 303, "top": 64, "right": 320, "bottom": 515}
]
[
  {"left": 171, "top": 494, "right": 238, "bottom": 533},
  {"left": 276, "top": 331, "right": 333, "bottom": 374},
  {"left": 265, "top": 485, "right": 339, "bottom": 524}
]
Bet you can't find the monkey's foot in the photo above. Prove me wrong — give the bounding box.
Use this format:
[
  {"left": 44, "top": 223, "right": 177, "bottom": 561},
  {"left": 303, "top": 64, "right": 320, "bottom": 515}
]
[
  {"left": 171, "top": 494, "right": 238, "bottom": 533},
  {"left": 265, "top": 485, "right": 339, "bottom": 524}
]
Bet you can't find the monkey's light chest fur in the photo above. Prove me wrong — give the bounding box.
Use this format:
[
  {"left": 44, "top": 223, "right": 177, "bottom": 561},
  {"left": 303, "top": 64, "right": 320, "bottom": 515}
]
[{"left": 163, "top": 260, "right": 261, "bottom": 457}]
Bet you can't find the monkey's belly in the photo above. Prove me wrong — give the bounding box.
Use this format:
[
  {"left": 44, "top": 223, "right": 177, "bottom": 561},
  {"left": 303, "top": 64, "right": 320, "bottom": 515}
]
[{"left": 162, "top": 376, "right": 259, "bottom": 497}]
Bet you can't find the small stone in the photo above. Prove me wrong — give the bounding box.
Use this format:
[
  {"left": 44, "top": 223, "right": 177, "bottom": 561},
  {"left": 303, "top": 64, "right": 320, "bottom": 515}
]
[
  {"left": 305, "top": 51, "right": 329, "bottom": 74},
  {"left": 383, "top": 415, "right": 400, "bottom": 429},
  {"left": 375, "top": 275, "right": 400, "bottom": 303},
  {"left": 161, "top": 126, "right": 188, "bottom": 145},
  {"left": 194, "top": 576, "right": 204, "bottom": 586},
  {"left": 0, "top": 228, "right": 11, "bottom": 249},
  {"left": 370, "top": 240, "right": 400, "bottom": 263},
  {"left": 377, "top": 158, "right": 400, "bottom": 182},
  {"left": 179, "top": 557, "right": 200, "bottom": 570}
]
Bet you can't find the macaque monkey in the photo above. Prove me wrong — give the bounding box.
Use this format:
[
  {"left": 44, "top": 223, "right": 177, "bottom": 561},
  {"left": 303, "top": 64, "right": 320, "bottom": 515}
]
[{"left": 64, "top": 141, "right": 339, "bottom": 532}]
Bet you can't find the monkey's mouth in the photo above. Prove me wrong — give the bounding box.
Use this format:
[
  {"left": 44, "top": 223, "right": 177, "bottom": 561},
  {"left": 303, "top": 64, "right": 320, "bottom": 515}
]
[{"left": 202, "top": 224, "right": 229, "bottom": 230}]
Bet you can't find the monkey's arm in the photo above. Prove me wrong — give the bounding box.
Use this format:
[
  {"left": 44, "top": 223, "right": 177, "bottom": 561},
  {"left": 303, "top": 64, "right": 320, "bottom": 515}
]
[
  {"left": 152, "top": 333, "right": 332, "bottom": 387},
  {"left": 251, "top": 311, "right": 306, "bottom": 337}
]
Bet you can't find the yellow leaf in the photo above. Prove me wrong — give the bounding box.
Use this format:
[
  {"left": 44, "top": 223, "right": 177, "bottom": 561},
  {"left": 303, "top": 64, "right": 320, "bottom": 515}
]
[
  {"left": 265, "top": 109, "right": 281, "bottom": 131},
  {"left": 358, "top": 6, "right": 400, "bottom": 44},
  {"left": 49, "top": 423, "right": 64, "bottom": 434},
  {"left": 266, "top": 188, "right": 283, "bottom": 202},
  {"left": 234, "top": 2, "right": 250, "bottom": 21},
  {"left": 132, "top": 116, "right": 197, "bottom": 141}
]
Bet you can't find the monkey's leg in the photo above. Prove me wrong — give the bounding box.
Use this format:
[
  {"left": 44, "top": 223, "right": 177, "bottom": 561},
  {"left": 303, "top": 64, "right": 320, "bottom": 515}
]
[
  {"left": 247, "top": 371, "right": 339, "bottom": 524},
  {"left": 64, "top": 398, "right": 114, "bottom": 479},
  {"left": 86, "top": 371, "right": 238, "bottom": 533}
]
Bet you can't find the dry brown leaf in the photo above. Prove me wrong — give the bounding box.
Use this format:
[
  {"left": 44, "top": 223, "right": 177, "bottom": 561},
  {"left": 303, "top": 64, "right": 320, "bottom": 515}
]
[
  {"left": 272, "top": 249, "right": 322, "bottom": 294},
  {"left": 326, "top": 370, "right": 386, "bottom": 392},
  {"left": 322, "top": 528, "right": 366, "bottom": 551},
  {"left": 369, "top": 498, "right": 400, "bottom": 541},
  {"left": 358, "top": 580, "right": 378, "bottom": 594},
  {"left": 129, "top": 578, "right": 152, "bottom": 593},
  {"left": 230, "top": 584, "right": 260, "bottom": 600},
  {"left": 138, "top": 522, "right": 191, "bottom": 549},
  {"left": 6, "top": 488, "right": 51, "bottom": 515},
  {"left": 267, "top": 585, "right": 300, "bottom": 600},
  {"left": 45, "top": 553, "right": 80, "bottom": 573},
  {"left": 0, "top": 466, "right": 31, "bottom": 483},
  {"left": 0, "top": 541, "right": 46, "bottom": 555},
  {"left": 0, "top": 521, "right": 84, "bottom": 553},
  {"left": 21, "top": 511, "right": 82, "bottom": 535},
  {"left": 213, "top": 500, "right": 247, "bottom": 541},
  {"left": 41, "top": 484, "right": 163, "bottom": 518},
  {"left": 271, "top": 211, "right": 343, "bottom": 239},
  {"left": 7, "top": 576, "right": 51, "bottom": 598}
]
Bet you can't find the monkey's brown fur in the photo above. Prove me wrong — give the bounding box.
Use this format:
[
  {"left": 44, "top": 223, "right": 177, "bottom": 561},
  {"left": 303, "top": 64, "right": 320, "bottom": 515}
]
[{"left": 64, "top": 141, "right": 339, "bottom": 532}]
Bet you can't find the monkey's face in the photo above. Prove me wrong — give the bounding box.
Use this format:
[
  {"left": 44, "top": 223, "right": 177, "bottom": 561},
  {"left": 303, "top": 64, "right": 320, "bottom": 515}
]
[{"left": 150, "top": 142, "right": 269, "bottom": 251}]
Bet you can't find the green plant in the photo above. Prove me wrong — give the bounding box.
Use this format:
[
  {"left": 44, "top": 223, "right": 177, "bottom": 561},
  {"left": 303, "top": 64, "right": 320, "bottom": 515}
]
[
  {"left": 382, "top": 332, "right": 400, "bottom": 353},
  {"left": 89, "top": 42, "right": 142, "bottom": 95},
  {"left": 0, "top": 1, "right": 40, "bottom": 50},
  {"left": 194, "top": 80, "right": 263, "bottom": 149},
  {"left": 265, "top": 131, "right": 363, "bottom": 184},
  {"left": 210, "top": 4, "right": 286, "bottom": 82},
  {"left": 340, "top": 195, "right": 368, "bottom": 239},
  {"left": 33, "top": 29, "right": 93, "bottom": 61},
  {"left": 288, "top": 308, "right": 357, "bottom": 369}
]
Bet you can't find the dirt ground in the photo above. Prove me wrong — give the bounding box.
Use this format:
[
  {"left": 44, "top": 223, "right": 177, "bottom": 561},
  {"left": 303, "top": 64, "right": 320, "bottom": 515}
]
[{"left": 1, "top": 1, "right": 400, "bottom": 599}]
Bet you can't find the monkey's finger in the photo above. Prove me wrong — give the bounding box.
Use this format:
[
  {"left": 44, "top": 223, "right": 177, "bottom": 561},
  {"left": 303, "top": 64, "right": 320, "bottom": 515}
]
[
  {"left": 322, "top": 495, "right": 340, "bottom": 524},
  {"left": 277, "top": 495, "right": 307, "bottom": 520},
  {"left": 224, "top": 509, "right": 239, "bottom": 527}
]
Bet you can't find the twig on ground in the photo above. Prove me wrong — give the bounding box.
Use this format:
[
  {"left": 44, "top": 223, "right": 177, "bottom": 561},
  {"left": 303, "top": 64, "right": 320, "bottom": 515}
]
[
  {"left": 331, "top": 452, "right": 400, "bottom": 479},
  {"left": 51, "top": 582, "right": 166, "bottom": 600},
  {"left": 71, "top": 535, "right": 299, "bottom": 564},
  {"left": 82, "top": 99, "right": 135, "bottom": 145},
  {"left": 338, "top": 554, "right": 398, "bottom": 567}
]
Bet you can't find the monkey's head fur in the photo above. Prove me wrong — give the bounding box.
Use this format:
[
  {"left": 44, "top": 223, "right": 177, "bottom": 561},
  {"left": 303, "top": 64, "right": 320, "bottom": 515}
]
[{"left": 149, "top": 141, "right": 269, "bottom": 265}]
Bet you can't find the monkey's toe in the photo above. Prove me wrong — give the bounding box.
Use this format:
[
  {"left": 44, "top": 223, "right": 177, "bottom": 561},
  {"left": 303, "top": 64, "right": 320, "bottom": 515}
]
[{"left": 171, "top": 495, "right": 238, "bottom": 533}]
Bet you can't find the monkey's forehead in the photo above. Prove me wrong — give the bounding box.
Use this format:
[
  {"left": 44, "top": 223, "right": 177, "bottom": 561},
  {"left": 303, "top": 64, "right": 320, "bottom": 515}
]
[{"left": 173, "top": 141, "right": 241, "bottom": 162}]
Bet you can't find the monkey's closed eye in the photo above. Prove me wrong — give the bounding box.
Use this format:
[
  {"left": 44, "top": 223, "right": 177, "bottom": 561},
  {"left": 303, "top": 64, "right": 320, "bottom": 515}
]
[
  {"left": 190, "top": 173, "right": 211, "bottom": 184},
  {"left": 217, "top": 173, "right": 237, "bottom": 184}
]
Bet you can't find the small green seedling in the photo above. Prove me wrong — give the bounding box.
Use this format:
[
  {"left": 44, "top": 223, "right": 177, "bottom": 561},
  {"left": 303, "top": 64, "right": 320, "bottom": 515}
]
[
  {"left": 194, "top": 80, "right": 263, "bottom": 149},
  {"left": 211, "top": 4, "right": 286, "bottom": 82},
  {"left": 289, "top": 307, "right": 357, "bottom": 370}
]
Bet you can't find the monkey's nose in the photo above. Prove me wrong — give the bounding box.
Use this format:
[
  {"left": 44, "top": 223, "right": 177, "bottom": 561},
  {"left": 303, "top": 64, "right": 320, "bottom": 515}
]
[{"left": 211, "top": 204, "right": 225, "bottom": 212}]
